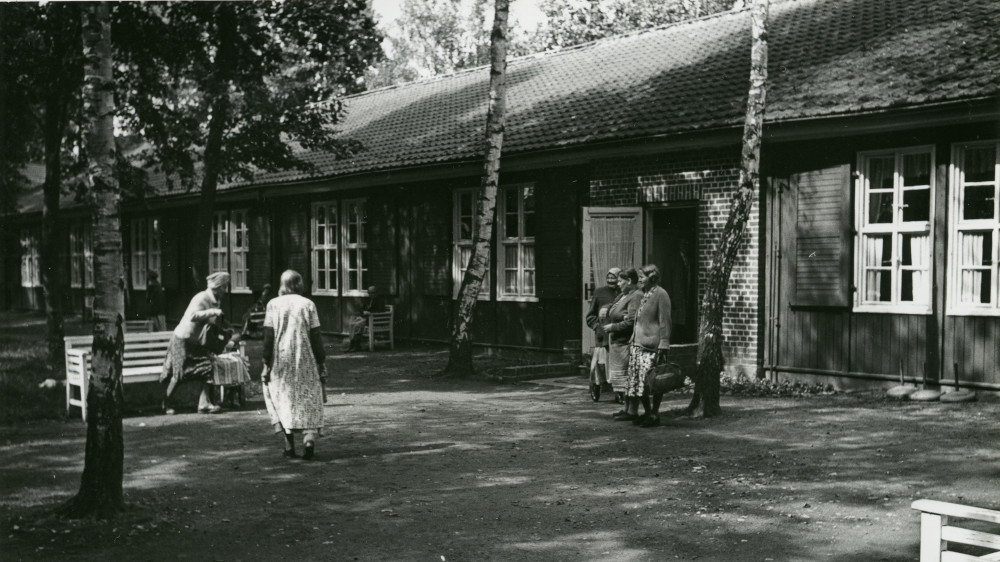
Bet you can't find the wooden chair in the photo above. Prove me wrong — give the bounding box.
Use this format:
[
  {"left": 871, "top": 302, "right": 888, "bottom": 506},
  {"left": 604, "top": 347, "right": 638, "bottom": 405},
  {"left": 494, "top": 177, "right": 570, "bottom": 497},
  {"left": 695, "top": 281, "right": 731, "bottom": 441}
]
[
  {"left": 911, "top": 499, "right": 1000, "bottom": 561},
  {"left": 365, "top": 304, "right": 394, "bottom": 351}
]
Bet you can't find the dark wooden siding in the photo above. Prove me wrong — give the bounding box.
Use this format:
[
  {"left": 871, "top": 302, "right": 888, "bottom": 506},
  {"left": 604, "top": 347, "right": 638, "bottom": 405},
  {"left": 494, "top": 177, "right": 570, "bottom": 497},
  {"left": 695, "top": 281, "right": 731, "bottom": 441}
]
[{"left": 765, "top": 126, "right": 1000, "bottom": 389}]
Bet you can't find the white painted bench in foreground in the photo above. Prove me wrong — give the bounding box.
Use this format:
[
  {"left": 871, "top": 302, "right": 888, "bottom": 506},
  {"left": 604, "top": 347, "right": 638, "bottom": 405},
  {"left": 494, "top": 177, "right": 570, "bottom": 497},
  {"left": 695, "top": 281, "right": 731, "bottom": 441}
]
[{"left": 912, "top": 499, "right": 1000, "bottom": 561}]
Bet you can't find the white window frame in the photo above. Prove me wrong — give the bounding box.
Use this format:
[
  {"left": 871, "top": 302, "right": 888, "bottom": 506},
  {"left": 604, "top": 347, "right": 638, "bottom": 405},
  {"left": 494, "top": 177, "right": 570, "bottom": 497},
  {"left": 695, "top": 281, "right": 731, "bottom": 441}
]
[
  {"left": 148, "top": 218, "right": 162, "bottom": 282},
  {"left": 497, "top": 184, "right": 537, "bottom": 302},
  {"left": 20, "top": 229, "right": 39, "bottom": 288},
  {"left": 452, "top": 188, "right": 490, "bottom": 300},
  {"left": 130, "top": 218, "right": 149, "bottom": 290},
  {"left": 229, "top": 210, "right": 250, "bottom": 293},
  {"left": 947, "top": 140, "right": 1000, "bottom": 316},
  {"left": 342, "top": 199, "right": 369, "bottom": 296},
  {"left": 311, "top": 201, "right": 339, "bottom": 296},
  {"left": 208, "top": 210, "right": 250, "bottom": 294},
  {"left": 70, "top": 223, "right": 94, "bottom": 289},
  {"left": 853, "top": 146, "right": 934, "bottom": 315}
]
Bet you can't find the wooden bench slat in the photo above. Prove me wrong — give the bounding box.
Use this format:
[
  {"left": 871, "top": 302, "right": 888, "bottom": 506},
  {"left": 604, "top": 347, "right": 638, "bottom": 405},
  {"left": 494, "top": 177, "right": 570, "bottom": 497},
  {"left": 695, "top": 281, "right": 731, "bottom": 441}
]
[
  {"left": 913, "top": 500, "right": 1000, "bottom": 525},
  {"left": 942, "top": 526, "right": 1000, "bottom": 551},
  {"left": 941, "top": 552, "right": 988, "bottom": 562}
]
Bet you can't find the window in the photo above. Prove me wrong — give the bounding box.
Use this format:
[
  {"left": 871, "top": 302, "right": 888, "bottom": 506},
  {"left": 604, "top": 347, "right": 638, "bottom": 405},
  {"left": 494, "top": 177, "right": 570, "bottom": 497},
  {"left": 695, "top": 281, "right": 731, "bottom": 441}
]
[
  {"left": 854, "top": 147, "right": 934, "bottom": 313},
  {"left": 949, "top": 141, "right": 1000, "bottom": 315},
  {"left": 70, "top": 223, "right": 95, "bottom": 289},
  {"left": 311, "top": 201, "right": 339, "bottom": 295},
  {"left": 310, "top": 200, "right": 369, "bottom": 296},
  {"left": 497, "top": 185, "right": 536, "bottom": 300},
  {"left": 209, "top": 210, "right": 250, "bottom": 293},
  {"left": 343, "top": 199, "right": 368, "bottom": 295},
  {"left": 20, "top": 229, "right": 39, "bottom": 288},
  {"left": 130, "top": 218, "right": 162, "bottom": 290},
  {"left": 452, "top": 189, "right": 489, "bottom": 300}
]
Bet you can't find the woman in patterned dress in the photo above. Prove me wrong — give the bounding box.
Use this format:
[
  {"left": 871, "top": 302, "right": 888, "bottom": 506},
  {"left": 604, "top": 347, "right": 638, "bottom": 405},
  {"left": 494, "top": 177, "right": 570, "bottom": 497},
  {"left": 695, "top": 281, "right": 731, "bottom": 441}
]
[
  {"left": 262, "top": 270, "right": 326, "bottom": 460},
  {"left": 620, "top": 264, "right": 672, "bottom": 428},
  {"left": 602, "top": 268, "right": 642, "bottom": 413}
]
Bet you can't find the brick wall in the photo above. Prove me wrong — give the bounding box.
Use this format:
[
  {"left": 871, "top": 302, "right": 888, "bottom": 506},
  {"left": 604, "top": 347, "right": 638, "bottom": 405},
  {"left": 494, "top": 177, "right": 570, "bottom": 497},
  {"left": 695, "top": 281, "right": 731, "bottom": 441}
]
[{"left": 589, "top": 149, "right": 759, "bottom": 376}]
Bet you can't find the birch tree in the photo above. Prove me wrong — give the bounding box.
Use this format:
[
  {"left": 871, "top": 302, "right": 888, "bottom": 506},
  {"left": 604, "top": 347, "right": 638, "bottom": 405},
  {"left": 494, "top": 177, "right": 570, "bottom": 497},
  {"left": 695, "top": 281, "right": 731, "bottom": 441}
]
[
  {"left": 60, "top": 2, "right": 126, "bottom": 518},
  {"left": 686, "top": 0, "right": 768, "bottom": 418},
  {"left": 442, "top": 0, "right": 510, "bottom": 377}
]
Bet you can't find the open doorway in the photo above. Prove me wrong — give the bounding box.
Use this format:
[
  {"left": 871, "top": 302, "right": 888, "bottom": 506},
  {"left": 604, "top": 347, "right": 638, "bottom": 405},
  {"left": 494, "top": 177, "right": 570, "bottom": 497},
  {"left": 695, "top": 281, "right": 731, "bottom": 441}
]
[{"left": 647, "top": 206, "right": 698, "bottom": 344}]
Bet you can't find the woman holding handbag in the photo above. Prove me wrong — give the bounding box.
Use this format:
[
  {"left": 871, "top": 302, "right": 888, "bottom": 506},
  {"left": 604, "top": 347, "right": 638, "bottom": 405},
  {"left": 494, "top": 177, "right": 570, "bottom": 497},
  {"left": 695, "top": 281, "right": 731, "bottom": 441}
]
[
  {"left": 160, "top": 272, "right": 231, "bottom": 415},
  {"left": 623, "top": 264, "right": 672, "bottom": 428},
  {"left": 602, "top": 268, "right": 642, "bottom": 413}
]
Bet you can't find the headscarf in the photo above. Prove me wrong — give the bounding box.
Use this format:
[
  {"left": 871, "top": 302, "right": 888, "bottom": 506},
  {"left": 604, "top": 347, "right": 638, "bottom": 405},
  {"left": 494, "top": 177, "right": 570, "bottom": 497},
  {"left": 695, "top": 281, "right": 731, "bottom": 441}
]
[
  {"left": 608, "top": 267, "right": 622, "bottom": 277},
  {"left": 206, "top": 272, "right": 231, "bottom": 290}
]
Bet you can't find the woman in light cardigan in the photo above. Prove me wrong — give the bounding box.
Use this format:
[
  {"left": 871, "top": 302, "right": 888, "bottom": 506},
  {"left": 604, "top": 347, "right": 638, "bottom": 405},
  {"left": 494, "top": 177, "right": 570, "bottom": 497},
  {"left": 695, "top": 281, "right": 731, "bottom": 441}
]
[
  {"left": 160, "top": 272, "right": 230, "bottom": 415},
  {"left": 623, "top": 264, "right": 672, "bottom": 428}
]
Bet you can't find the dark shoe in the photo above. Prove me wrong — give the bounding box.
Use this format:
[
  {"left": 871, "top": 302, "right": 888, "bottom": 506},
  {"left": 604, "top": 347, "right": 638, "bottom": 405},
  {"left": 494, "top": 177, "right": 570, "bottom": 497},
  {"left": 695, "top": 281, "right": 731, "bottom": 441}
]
[
  {"left": 282, "top": 449, "right": 298, "bottom": 459},
  {"left": 614, "top": 392, "right": 625, "bottom": 404},
  {"left": 613, "top": 412, "right": 638, "bottom": 421},
  {"left": 164, "top": 408, "right": 176, "bottom": 416},
  {"left": 632, "top": 414, "right": 648, "bottom": 426},
  {"left": 589, "top": 383, "right": 601, "bottom": 402},
  {"left": 302, "top": 442, "right": 315, "bottom": 460},
  {"left": 611, "top": 410, "right": 628, "bottom": 418},
  {"left": 640, "top": 415, "right": 661, "bottom": 428}
]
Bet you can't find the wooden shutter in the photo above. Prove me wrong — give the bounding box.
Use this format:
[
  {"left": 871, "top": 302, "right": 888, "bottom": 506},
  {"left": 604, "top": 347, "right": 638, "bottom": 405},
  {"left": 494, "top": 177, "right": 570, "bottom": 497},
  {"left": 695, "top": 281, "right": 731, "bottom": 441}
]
[
  {"left": 282, "top": 207, "right": 309, "bottom": 279},
  {"left": 792, "top": 164, "right": 852, "bottom": 306},
  {"left": 536, "top": 181, "right": 580, "bottom": 299},
  {"left": 367, "top": 197, "right": 397, "bottom": 295},
  {"left": 249, "top": 209, "right": 272, "bottom": 291},
  {"left": 415, "top": 191, "right": 451, "bottom": 297}
]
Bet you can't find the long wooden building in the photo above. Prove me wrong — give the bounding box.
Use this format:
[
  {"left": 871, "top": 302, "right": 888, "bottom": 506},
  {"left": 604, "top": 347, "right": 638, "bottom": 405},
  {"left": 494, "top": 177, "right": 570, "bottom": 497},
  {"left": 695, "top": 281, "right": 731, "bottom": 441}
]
[{"left": 3, "top": 0, "right": 999, "bottom": 390}]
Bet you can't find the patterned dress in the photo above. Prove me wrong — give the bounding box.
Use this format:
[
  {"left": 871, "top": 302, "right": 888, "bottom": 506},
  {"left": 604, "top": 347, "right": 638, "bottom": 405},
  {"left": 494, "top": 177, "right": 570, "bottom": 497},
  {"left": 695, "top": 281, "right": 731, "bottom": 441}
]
[
  {"left": 262, "top": 294, "right": 324, "bottom": 433},
  {"left": 625, "top": 290, "right": 658, "bottom": 397}
]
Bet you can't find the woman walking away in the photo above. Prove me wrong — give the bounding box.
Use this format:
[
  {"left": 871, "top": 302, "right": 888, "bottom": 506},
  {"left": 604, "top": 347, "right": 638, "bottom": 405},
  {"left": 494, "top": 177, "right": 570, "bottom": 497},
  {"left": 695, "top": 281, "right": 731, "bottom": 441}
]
[
  {"left": 624, "top": 264, "right": 672, "bottom": 428},
  {"left": 160, "top": 272, "right": 231, "bottom": 415},
  {"left": 603, "top": 268, "right": 642, "bottom": 415},
  {"left": 262, "top": 270, "right": 326, "bottom": 460}
]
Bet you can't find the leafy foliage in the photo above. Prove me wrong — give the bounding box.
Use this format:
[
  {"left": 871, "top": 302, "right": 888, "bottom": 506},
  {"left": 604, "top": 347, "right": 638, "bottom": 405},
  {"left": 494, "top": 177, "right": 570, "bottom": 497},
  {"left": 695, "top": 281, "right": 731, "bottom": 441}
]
[
  {"left": 113, "top": 2, "right": 383, "bottom": 191},
  {"left": 720, "top": 372, "right": 837, "bottom": 398}
]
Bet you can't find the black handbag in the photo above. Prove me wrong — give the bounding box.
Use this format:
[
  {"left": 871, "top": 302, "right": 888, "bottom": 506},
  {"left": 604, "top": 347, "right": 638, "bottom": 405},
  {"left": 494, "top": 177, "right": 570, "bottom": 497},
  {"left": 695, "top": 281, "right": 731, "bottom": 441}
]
[
  {"left": 644, "top": 361, "right": 686, "bottom": 395},
  {"left": 199, "top": 321, "right": 231, "bottom": 354}
]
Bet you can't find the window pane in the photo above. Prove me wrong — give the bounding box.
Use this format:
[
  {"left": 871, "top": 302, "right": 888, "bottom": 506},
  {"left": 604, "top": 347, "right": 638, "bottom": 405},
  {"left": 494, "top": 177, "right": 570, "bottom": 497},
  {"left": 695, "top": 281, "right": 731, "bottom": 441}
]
[
  {"left": 868, "top": 192, "right": 894, "bottom": 224},
  {"left": 965, "top": 146, "right": 996, "bottom": 183},
  {"left": 963, "top": 185, "right": 995, "bottom": 220},
  {"left": 869, "top": 157, "right": 894, "bottom": 190},
  {"left": 959, "top": 231, "right": 993, "bottom": 267},
  {"left": 902, "top": 153, "right": 930, "bottom": 186},
  {"left": 461, "top": 215, "right": 472, "bottom": 241},
  {"left": 865, "top": 270, "right": 892, "bottom": 302},
  {"left": 523, "top": 270, "right": 535, "bottom": 295},
  {"left": 864, "top": 234, "right": 892, "bottom": 267},
  {"left": 901, "top": 233, "right": 929, "bottom": 267},
  {"left": 523, "top": 188, "right": 535, "bottom": 238},
  {"left": 902, "top": 188, "right": 930, "bottom": 222}
]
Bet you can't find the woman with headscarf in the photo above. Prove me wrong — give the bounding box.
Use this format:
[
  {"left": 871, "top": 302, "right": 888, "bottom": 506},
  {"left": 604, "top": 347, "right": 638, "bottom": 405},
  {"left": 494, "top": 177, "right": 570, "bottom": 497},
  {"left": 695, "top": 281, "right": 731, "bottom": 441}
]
[
  {"left": 602, "top": 268, "right": 642, "bottom": 411},
  {"left": 622, "top": 264, "right": 672, "bottom": 428},
  {"left": 585, "top": 267, "right": 621, "bottom": 401},
  {"left": 160, "top": 272, "right": 231, "bottom": 415},
  {"left": 262, "top": 270, "right": 326, "bottom": 460}
]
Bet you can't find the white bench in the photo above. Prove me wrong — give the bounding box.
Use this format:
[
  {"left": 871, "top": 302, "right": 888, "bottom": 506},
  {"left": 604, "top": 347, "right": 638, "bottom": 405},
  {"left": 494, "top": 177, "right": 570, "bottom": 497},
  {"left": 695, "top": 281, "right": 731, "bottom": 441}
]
[
  {"left": 64, "top": 331, "right": 245, "bottom": 421},
  {"left": 125, "top": 319, "right": 154, "bottom": 333},
  {"left": 365, "top": 304, "right": 394, "bottom": 351},
  {"left": 912, "top": 499, "right": 1000, "bottom": 561}
]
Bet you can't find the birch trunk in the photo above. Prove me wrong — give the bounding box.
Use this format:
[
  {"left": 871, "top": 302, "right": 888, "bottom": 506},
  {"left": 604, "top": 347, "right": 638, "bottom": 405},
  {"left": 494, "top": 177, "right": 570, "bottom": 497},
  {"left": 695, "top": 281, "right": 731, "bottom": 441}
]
[
  {"left": 686, "top": 0, "right": 768, "bottom": 418},
  {"left": 443, "top": 0, "right": 510, "bottom": 376},
  {"left": 60, "top": 2, "right": 125, "bottom": 518}
]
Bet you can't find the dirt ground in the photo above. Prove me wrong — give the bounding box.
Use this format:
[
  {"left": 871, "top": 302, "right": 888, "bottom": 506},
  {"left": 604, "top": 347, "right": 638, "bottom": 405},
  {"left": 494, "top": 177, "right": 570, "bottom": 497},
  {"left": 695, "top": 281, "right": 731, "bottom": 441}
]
[{"left": 2, "top": 328, "right": 999, "bottom": 561}]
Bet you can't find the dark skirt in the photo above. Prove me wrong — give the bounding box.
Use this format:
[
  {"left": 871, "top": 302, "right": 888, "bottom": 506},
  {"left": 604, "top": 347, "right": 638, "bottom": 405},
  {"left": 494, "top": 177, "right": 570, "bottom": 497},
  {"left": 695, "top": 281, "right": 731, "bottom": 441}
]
[{"left": 160, "top": 334, "right": 214, "bottom": 387}]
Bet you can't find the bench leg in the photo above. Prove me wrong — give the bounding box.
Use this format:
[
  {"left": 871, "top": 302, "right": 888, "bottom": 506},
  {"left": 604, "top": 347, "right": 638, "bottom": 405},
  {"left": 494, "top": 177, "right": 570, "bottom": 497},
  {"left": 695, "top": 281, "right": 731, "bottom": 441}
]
[
  {"left": 80, "top": 379, "right": 88, "bottom": 422},
  {"left": 66, "top": 379, "right": 72, "bottom": 416}
]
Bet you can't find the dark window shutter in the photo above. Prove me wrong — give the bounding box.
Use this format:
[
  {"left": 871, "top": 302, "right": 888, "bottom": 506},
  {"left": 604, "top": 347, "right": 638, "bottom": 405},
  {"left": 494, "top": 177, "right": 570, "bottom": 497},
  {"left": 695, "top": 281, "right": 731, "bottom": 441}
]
[
  {"left": 249, "top": 210, "right": 272, "bottom": 291},
  {"left": 792, "top": 164, "right": 852, "bottom": 306},
  {"left": 160, "top": 217, "right": 179, "bottom": 290},
  {"left": 367, "top": 198, "right": 397, "bottom": 295},
  {"left": 282, "top": 208, "right": 309, "bottom": 279},
  {"left": 415, "top": 192, "right": 451, "bottom": 297},
  {"left": 536, "top": 181, "right": 579, "bottom": 299}
]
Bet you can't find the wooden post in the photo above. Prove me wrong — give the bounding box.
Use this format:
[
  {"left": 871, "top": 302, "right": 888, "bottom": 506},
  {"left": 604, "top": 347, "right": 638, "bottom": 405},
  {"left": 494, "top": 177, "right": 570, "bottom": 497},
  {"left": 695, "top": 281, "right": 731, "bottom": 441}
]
[{"left": 919, "top": 512, "right": 946, "bottom": 562}]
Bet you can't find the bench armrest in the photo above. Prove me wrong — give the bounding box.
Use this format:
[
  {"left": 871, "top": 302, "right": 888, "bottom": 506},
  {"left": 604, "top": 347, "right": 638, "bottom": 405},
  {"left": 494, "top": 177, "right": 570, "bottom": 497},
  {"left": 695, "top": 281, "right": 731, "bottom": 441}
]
[
  {"left": 912, "top": 499, "right": 1000, "bottom": 524},
  {"left": 65, "top": 348, "right": 91, "bottom": 361}
]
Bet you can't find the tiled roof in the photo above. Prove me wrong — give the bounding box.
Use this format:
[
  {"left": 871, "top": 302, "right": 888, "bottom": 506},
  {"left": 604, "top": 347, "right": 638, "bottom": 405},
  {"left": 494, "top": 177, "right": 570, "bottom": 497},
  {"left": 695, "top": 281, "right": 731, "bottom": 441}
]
[{"left": 12, "top": 0, "right": 1000, "bottom": 210}]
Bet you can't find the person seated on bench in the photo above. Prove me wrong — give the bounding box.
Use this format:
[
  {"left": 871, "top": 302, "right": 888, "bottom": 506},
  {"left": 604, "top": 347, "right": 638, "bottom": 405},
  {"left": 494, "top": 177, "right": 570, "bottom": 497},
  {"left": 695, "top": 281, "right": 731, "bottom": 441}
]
[
  {"left": 159, "top": 272, "right": 232, "bottom": 415},
  {"left": 344, "top": 285, "right": 385, "bottom": 352}
]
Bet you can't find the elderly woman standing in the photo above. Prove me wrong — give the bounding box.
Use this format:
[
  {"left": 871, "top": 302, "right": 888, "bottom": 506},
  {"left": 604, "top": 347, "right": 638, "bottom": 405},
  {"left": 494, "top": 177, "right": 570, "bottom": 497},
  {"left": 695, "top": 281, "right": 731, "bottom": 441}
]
[
  {"left": 262, "top": 270, "right": 326, "bottom": 460},
  {"left": 603, "top": 268, "right": 642, "bottom": 413},
  {"left": 623, "top": 264, "right": 672, "bottom": 428},
  {"left": 160, "top": 272, "right": 231, "bottom": 415}
]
